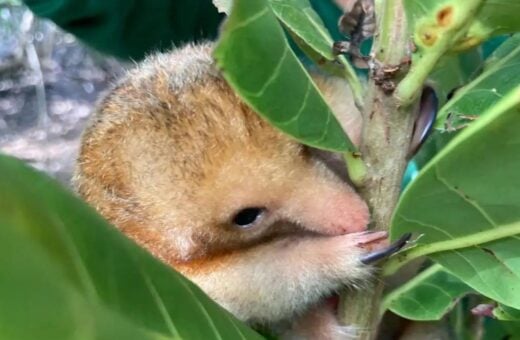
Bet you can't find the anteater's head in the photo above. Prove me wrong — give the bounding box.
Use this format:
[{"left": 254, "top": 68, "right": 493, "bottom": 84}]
[{"left": 74, "top": 44, "right": 369, "bottom": 268}]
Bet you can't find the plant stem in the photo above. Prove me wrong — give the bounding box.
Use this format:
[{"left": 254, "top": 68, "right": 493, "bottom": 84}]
[
  {"left": 383, "top": 220, "right": 520, "bottom": 276},
  {"left": 394, "top": 0, "right": 484, "bottom": 106},
  {"left": 343, "top": 151, "right": 367, "bottom": 187},
  {"left": 338, "top": 1, "right": 417, "bottom": 338},
  {"left": 337, "top": 55, "right": 365, "bottom": 108}
]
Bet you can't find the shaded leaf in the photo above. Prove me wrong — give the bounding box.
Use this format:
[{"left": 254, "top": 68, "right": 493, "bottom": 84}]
[
  {"left": 494, "top": 304, "right": 520, "bottom": 321},
  {"left": 214, "top": 0, "right": 355, "bottom": 152},
  {"left": 0, "top": 155, "right": 262, "bottom": 340},
  {"left": 390, "top": 85, "right": 520, "bottom": 309},
  {"left": 428, "top": 49, "right": 483, "bottom": 105},
  {"left": 414, "top": 35, "right": 514, "bottom": 168},
  {"left": 435, "top": 34, "right": 520, "bottom": 129},
  {"left": 383, "top": 264, "right": 474, "bottom": 321},
  {"left": 413, "top": 48, "right": 483, "bottom": 168},
  {"left": 483, "top": 318, "right": 520, "bottom": 340}
]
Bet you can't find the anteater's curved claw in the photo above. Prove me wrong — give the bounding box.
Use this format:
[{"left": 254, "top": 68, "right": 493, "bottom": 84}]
[{"left": 361, "top": 232, "right": 412, "bottom": 265}]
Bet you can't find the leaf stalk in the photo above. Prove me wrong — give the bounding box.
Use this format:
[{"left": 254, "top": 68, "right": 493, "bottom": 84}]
[{"left": 383, "top": 220, "right": 520, "bottom": 276}]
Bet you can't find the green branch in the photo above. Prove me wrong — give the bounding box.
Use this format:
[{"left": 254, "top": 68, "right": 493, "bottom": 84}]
[
  {"left": 383, "top": 220, "right": 520, "bottom": 276},
  {"left": 394, "top": 0, "right": 484, "bottom": 106},
  {"left": 336, "top": 55, "right": 365, "bottom": 108},
  {"left": 343, "top": 151, "right": 367, "bottom": 187}
]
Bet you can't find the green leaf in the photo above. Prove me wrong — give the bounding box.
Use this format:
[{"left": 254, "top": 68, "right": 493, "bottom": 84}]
[
  {"left": 405, "top": 0, "right": 520, "bottom": 49},
  {"left": 428, "top": 49, "right": 483, "bottom": 105},
  {"left": 389, "top": 85, "right": 520, "bottom": 309},
  {"left": 435, "top": 34, "right": 520, "bottom": 129},
  {"left": 383, "top": 264, "right": 474, "bottom": 321},
  {"left": 494, "top": 304, "right": 520, "bottom": 321},
  {"left": 269, "top": 0, "right": 335, "bottom": 61},
  {"left": 211, "top": 0, "right": 363, "bottom": 103},
  {"left": 213, "top": 0, "right": 355, "bottom": 152},
  {"left": 268, "top": 0, "right": 363, "bottom": 104},
  {"left": 414, "top": 35, "right": 514, "bottom": 168},
  {"left": 483, "top": 318, "right": 520, "bottom": 340},
  {"left": 0, "top": 155, "right": 262, "bottom": 340}
]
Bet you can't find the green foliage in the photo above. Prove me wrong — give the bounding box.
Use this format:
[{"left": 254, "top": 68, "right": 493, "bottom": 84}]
[
  {"left": 214, "top": 0, "right": 357, "bottom": 152},
  {"left": 269, "top": 0, "right": 362, "bottom": 102},
  {"left": 427, "top": 49, "right": 482, "bottom": 106},
  {"left": 214, "top": 0, "right": 520, "bottom": 336},
  {"left": 2, "top": 0, "right": 520, "bottom": 337},
  {"left": 389, "top": 84, "right": 520, "bottom": 308},
  {"left": 494, "top": 304, "right": 520, "bottom": 321},
  {"left": 382, "top": 264, "right": 473, "bottom": 321},
  {"left": 0, "top": 155, "right": 261, "bottom": 340},
  {"left": 483, "top": 319, "right": 520, "bottom": 340},
  {"left": 436, "top": 34, "right": 520, "bottom": 129},
  {"left": 270, "top": 0, "right": 335, "bottom": 61}
]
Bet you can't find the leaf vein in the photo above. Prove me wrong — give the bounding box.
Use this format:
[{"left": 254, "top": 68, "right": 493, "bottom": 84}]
[{"left": 435, "top": 166, "right": 498, "bottom": 227}]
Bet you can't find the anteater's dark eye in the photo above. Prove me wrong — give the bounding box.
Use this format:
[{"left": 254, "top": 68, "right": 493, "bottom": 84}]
[{"left": 232, "top": 207, "right": 265, "bottom": 227}]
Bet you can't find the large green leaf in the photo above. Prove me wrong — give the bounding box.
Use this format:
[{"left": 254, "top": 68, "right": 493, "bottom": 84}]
[
  {"left": 268, "top": 0, "right": 362, "bottom": 103},
  {"left": 435, "top": 34, "right": 520, "bottom": 129},
  {"left": 414, "top": 35, "right": 515, "bottom": 167},
  {"left": 404, "top": 0, "right": 520, "bottom": 49},
  {"left": 389, "top": 84, "right": 520, "bottom": 309},
  {"left": 212, "top": 0, "right": 362, "bottom": 99},
  {"left": 213, "top": 0, "right": 355, "bottom": 152},
  {"left": 269, "top": 0, "right": 334, "bottom": 61},
  {"left": 382, "top": 264, "right": 474, "bottom": 321},
  {"left": 213, "top": 0, "right": 339, "bottom": 61},
  {"left": 0, "top": 155, "right": 262, "bottom": 340}
]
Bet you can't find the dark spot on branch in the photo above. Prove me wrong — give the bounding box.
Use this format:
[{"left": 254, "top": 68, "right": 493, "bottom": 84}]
[{"left": 437, "top": 6, "right": 454, "bottom": 27}]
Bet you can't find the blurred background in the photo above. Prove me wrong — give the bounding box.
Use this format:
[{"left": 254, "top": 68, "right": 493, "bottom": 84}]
[{"left": 0, "top": 0, "right": 127, "bottom": 184}]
